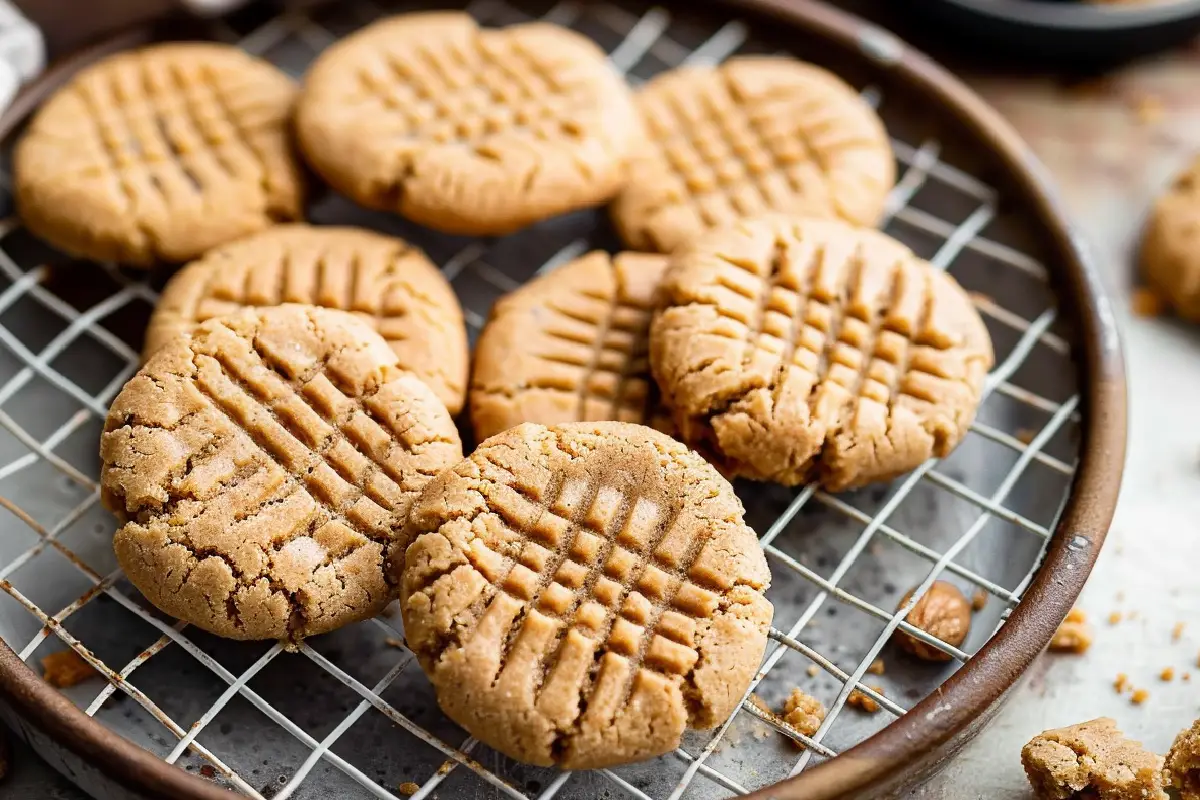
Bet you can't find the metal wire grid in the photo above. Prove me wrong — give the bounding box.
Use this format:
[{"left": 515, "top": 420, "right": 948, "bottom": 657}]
[{"left": 0, "top": 1, "right": 1083, "bottom": 798}]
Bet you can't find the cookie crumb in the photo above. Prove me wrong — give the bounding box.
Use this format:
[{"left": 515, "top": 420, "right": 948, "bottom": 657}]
[
  {"left": 1050, "top": 608, "right": 1093, "bottom": 654},
  {"left": 1185, "top": 673, "right": 1192, "bottom": 682},
  {"left": 1162, "top": 667, "right": 1176, "bottom": 682},
  {"left": 848, "top": 686, "right": 884, "bottom": 714},
  {"left": 1132, "top": 287, "right": 1165, "bottom": 317},
  {"left": 398, "top": 782, "right": 421, "bottom": 796},
  {"left": 1114, "top": 673, "right": 1130, "bottom": 694},
  {"left": 894, "top": 581, "right": 971, "bottom": 661},
  {"left": 1131, "top": 688, "right": 1150, "bottom": 705},
  {"left": 1015, "top": 427, "right": 1036, "bottom": 445},
  {"left": 41, "top": 649, "right": 94, "bottom": 688},
  {"left": 384, "top": 637, "right": 405, "bottom": 650},
  {"left": 971, "top": 589, "right": 987, "bottom": 611},
  {"left": 1021, "top": 718, "right": 1166, "bottom": 800},
  {"left": 1108, "top": 611, "right": 1123, "bottom": 625},
  {"left": 1165, "top": 718, "right": 1200, "bottom": 798},
  {"left": 1173, "top": 622, "right": 1186, "bottom": 642},
  {"left": 1131, "top": 93, "right": 1164, "bottom": 125},
  {"left": 806, "top": 664, "right": 820, "bottom": 678},
  {"left": 782, "top": 689, "right": 826, "bottom": 745},
  {"left": 867, "top": 658, "right": 885, "bottom": 676}
]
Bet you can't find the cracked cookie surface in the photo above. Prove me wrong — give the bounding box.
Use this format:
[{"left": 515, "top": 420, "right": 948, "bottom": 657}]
[
  {"left": 470, "top": 250, "right": 673, "bottom": 442},
  {"left": 1142, "top": 153, "right": 1200, "bottom": 321},
  {"left": 650, "top": 215, "right": 993, "bottom": 490},
  {"left": 16, "top": 43, "right": 304, "bottom": 266},
  {"left": 295, "top": 11, "right": 641, "bottom": 236},
  {"left": 144, "top": 224, "right": 469, "bottom": 414},
  {"left": 394, "top": 421, "right": 772, "bottom": 768},
  {"left": 101, "top": 304, "right": 462, "bottom": 642},
  {"left": 1022, "top": 718, "right": 1167, "bottom": 800},
  {"left": 611, "top": 57, "right": 894, "bottom": 254}
]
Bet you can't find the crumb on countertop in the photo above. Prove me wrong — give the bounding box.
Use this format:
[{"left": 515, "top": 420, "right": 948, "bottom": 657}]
[
  {"left": 867, "top": 658, "right": 885, "bottom": 676},
  {"left": 1108, "top": 611, "right": 1122, "bottom": 625},
  {"left": 1132, "top": 286, "right": 1165, "bottom": 317},
  {"left": 1161, "top": 667, "right": 1176, "bottom": 682},
  {"left": 1131, "top": 688, "right": 1150, "bottom": 705},
  {"left": 41, "top": 649, "right": 94, "bottom": 689},
  {"left": 1173, "top": 622, "right": 1186, "bottom": 642},
  {"left": 971, "top": 589, "right": 987, "bottom": 611},
  {"left": 1114, "top": 673, "right": 1130, "bottom": 694},
  {"left": 1050, "top": 608, "right": 1093, "bottom": 654}
]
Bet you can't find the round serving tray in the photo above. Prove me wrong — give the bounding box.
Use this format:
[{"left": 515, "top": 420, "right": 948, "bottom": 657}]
[{"left": 0, "top": 1, "right": 1125, "bottom": 799}]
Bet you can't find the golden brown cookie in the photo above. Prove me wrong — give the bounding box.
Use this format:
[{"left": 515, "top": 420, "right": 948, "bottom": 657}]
[
  {"left": 394, "top": 421, "right": 772, "bottom": 769},
  {"left": 101, "top": 305, "right": 462, "bottom": 642},
  {"left": 144, "top": 225, "right": 469, "bottom": 414},
  {"left": 1022, "top": 718, "right": 1167, "bottom": 800},
  {"left": 296, "top": 12, "right": 641, "bottom": 236},
  {"left": 15, "top": 43, "right": 304, "bottom": 267},
  {"left": 611, "top": 57, "right": 894, "bottom": 254},
  {"left": 470, "top": 251, "right": 672, "bottom": 442},
  {"left": 1166, "top": 718, "right": 1200, "bottom": 800},
  {"left": 650, "top": 215, "right": 993, "bottom": 490},
  {"left": 1141, "top": 154, "right": 1200, "bottom": 321}
]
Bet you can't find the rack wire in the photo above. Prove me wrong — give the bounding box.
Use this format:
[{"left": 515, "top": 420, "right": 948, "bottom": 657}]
[{"left": 0, "top": 1, "right": 1083, "bottom": 798}]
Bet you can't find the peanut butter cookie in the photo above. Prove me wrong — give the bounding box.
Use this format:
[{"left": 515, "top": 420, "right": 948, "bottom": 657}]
[
  {"left": 611, "top": 57, "right": 894, "bottom": 254},
  {"left": 16, "top": 43, "right": 303, "bottom": 266},
  {"left": 144, "top": 225, "right": 469, "bottom": 414},
  {"left": 101, "top": 305, "right": 462, "bottom": 642},
  {"left": 470, "top": 251, "right": 672, "bottom": 442},
  {"left": 296, "top": 12, "right": 641, "bottom": 235},
  {"left": 1142, "top": 154, "right": 1200, "bottom": 321},
  {"left": 394, "top": 421, "right": 772, "bottom": 768},
  {"left": 650, "top": 215, "right": 993, "bottom": 490},
  {"left": 1022, "top": 718, "right": 1167, "bottom": 800},
  {"left": 1166, "top": 718, "right": 1200, "bottom": 800}
]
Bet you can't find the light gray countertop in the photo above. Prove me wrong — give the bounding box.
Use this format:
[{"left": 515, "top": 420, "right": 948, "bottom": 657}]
[{"left": 6, "top": 19, "right": 1200, "bottom": 800}]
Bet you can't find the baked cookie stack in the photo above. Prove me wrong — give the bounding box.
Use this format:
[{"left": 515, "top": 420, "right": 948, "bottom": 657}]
[{"left": 12, "top": 9, "right": 995, "bottom": 770}]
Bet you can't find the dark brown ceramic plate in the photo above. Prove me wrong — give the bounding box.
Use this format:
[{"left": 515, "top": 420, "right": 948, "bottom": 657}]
[{"left": 0, "top": 1, "right": 1124, "bottom": 799}]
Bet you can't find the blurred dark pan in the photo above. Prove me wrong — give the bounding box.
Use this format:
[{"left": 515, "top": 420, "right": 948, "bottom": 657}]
[{"left": 914, "top": 0, "right": 1200, "bottom": 66}]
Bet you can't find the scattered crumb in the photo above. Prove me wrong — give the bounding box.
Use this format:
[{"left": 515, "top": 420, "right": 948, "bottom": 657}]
[
  {"left": 41, "top": 649, "right": 94, "bottom": 688},
  {"left": 384, "top": 637, "right": 405, "bottom": 649},
  {"left": 1114, "top": 673, "right": 1130, "bottom": 694},
  {"left": 971, "top": 589, "right": 987, "bottom": 611},
  {"left": 782, "top": 689, "right": 826, "bottom": 745},
  {"left": 1131, "top": 688, "right": 1150, "bottom": 705},
  {"left": 806, "top": 664, "right": 820, "bottom": 678},
  {"left": 1049, "top": 608, "right": 1093, "bottom": 654},
  {"left": 1021, "top": 718, "right": 1165, "bottom": 800},
  {"left": 1015, "top": 428, "right": 1036, "bottom": 445},
  {"left": 1173, "top": 622, "right": 1186, "bottom": 642},
  {"left": 1108, "top": 611, "right": 1123, "bottom": 625},
  {"left": 1131, "top": 92, "right": 1164, "bottom": 125},
  {"left": 398, "top": 782, "right": 421, "bottom": 796},
  {"left": 848, "top": 686, "right": 884, "bottom": 714},
  {"left": 1132, "top": 287, "right": 1165, "bottom": 318},
  {"left": 1161, "top": 667, "right": 1176, "bottom": 682},
  {"left": 867, "top": 658, "right": 885, "bottom": 676},
  {"left": 1184, "top": 673, "right": 1192, "bottom": 682}
]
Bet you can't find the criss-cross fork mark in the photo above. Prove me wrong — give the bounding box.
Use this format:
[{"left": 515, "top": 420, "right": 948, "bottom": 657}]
[
  {"left": 532, "top": 288, "right": 659, "bottom": 423},
  {"left": 357, "top": 29, "right": 595, "bottom": 148},
  {"left": 73, "top": 55, "right": 278, "bottom": 221},
  {"left": 463, "top": 466, "right": 725, "bottom": 729}
]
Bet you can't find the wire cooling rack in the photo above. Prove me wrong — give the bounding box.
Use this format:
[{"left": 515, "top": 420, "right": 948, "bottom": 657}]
[{"left": 0, "top": 1, "right": 1084, "bottom": 798}]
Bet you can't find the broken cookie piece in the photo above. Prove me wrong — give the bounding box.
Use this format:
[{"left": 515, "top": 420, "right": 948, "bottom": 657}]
[
  {"left": 1021, "top": 718, "right": 1166, "bottom": 800},
  {"left": 782, "top": 689, "right": 826, "bottom": 743},
  {"left": 1165, "top": 718, "right": 1200, "bottom": 799}
]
